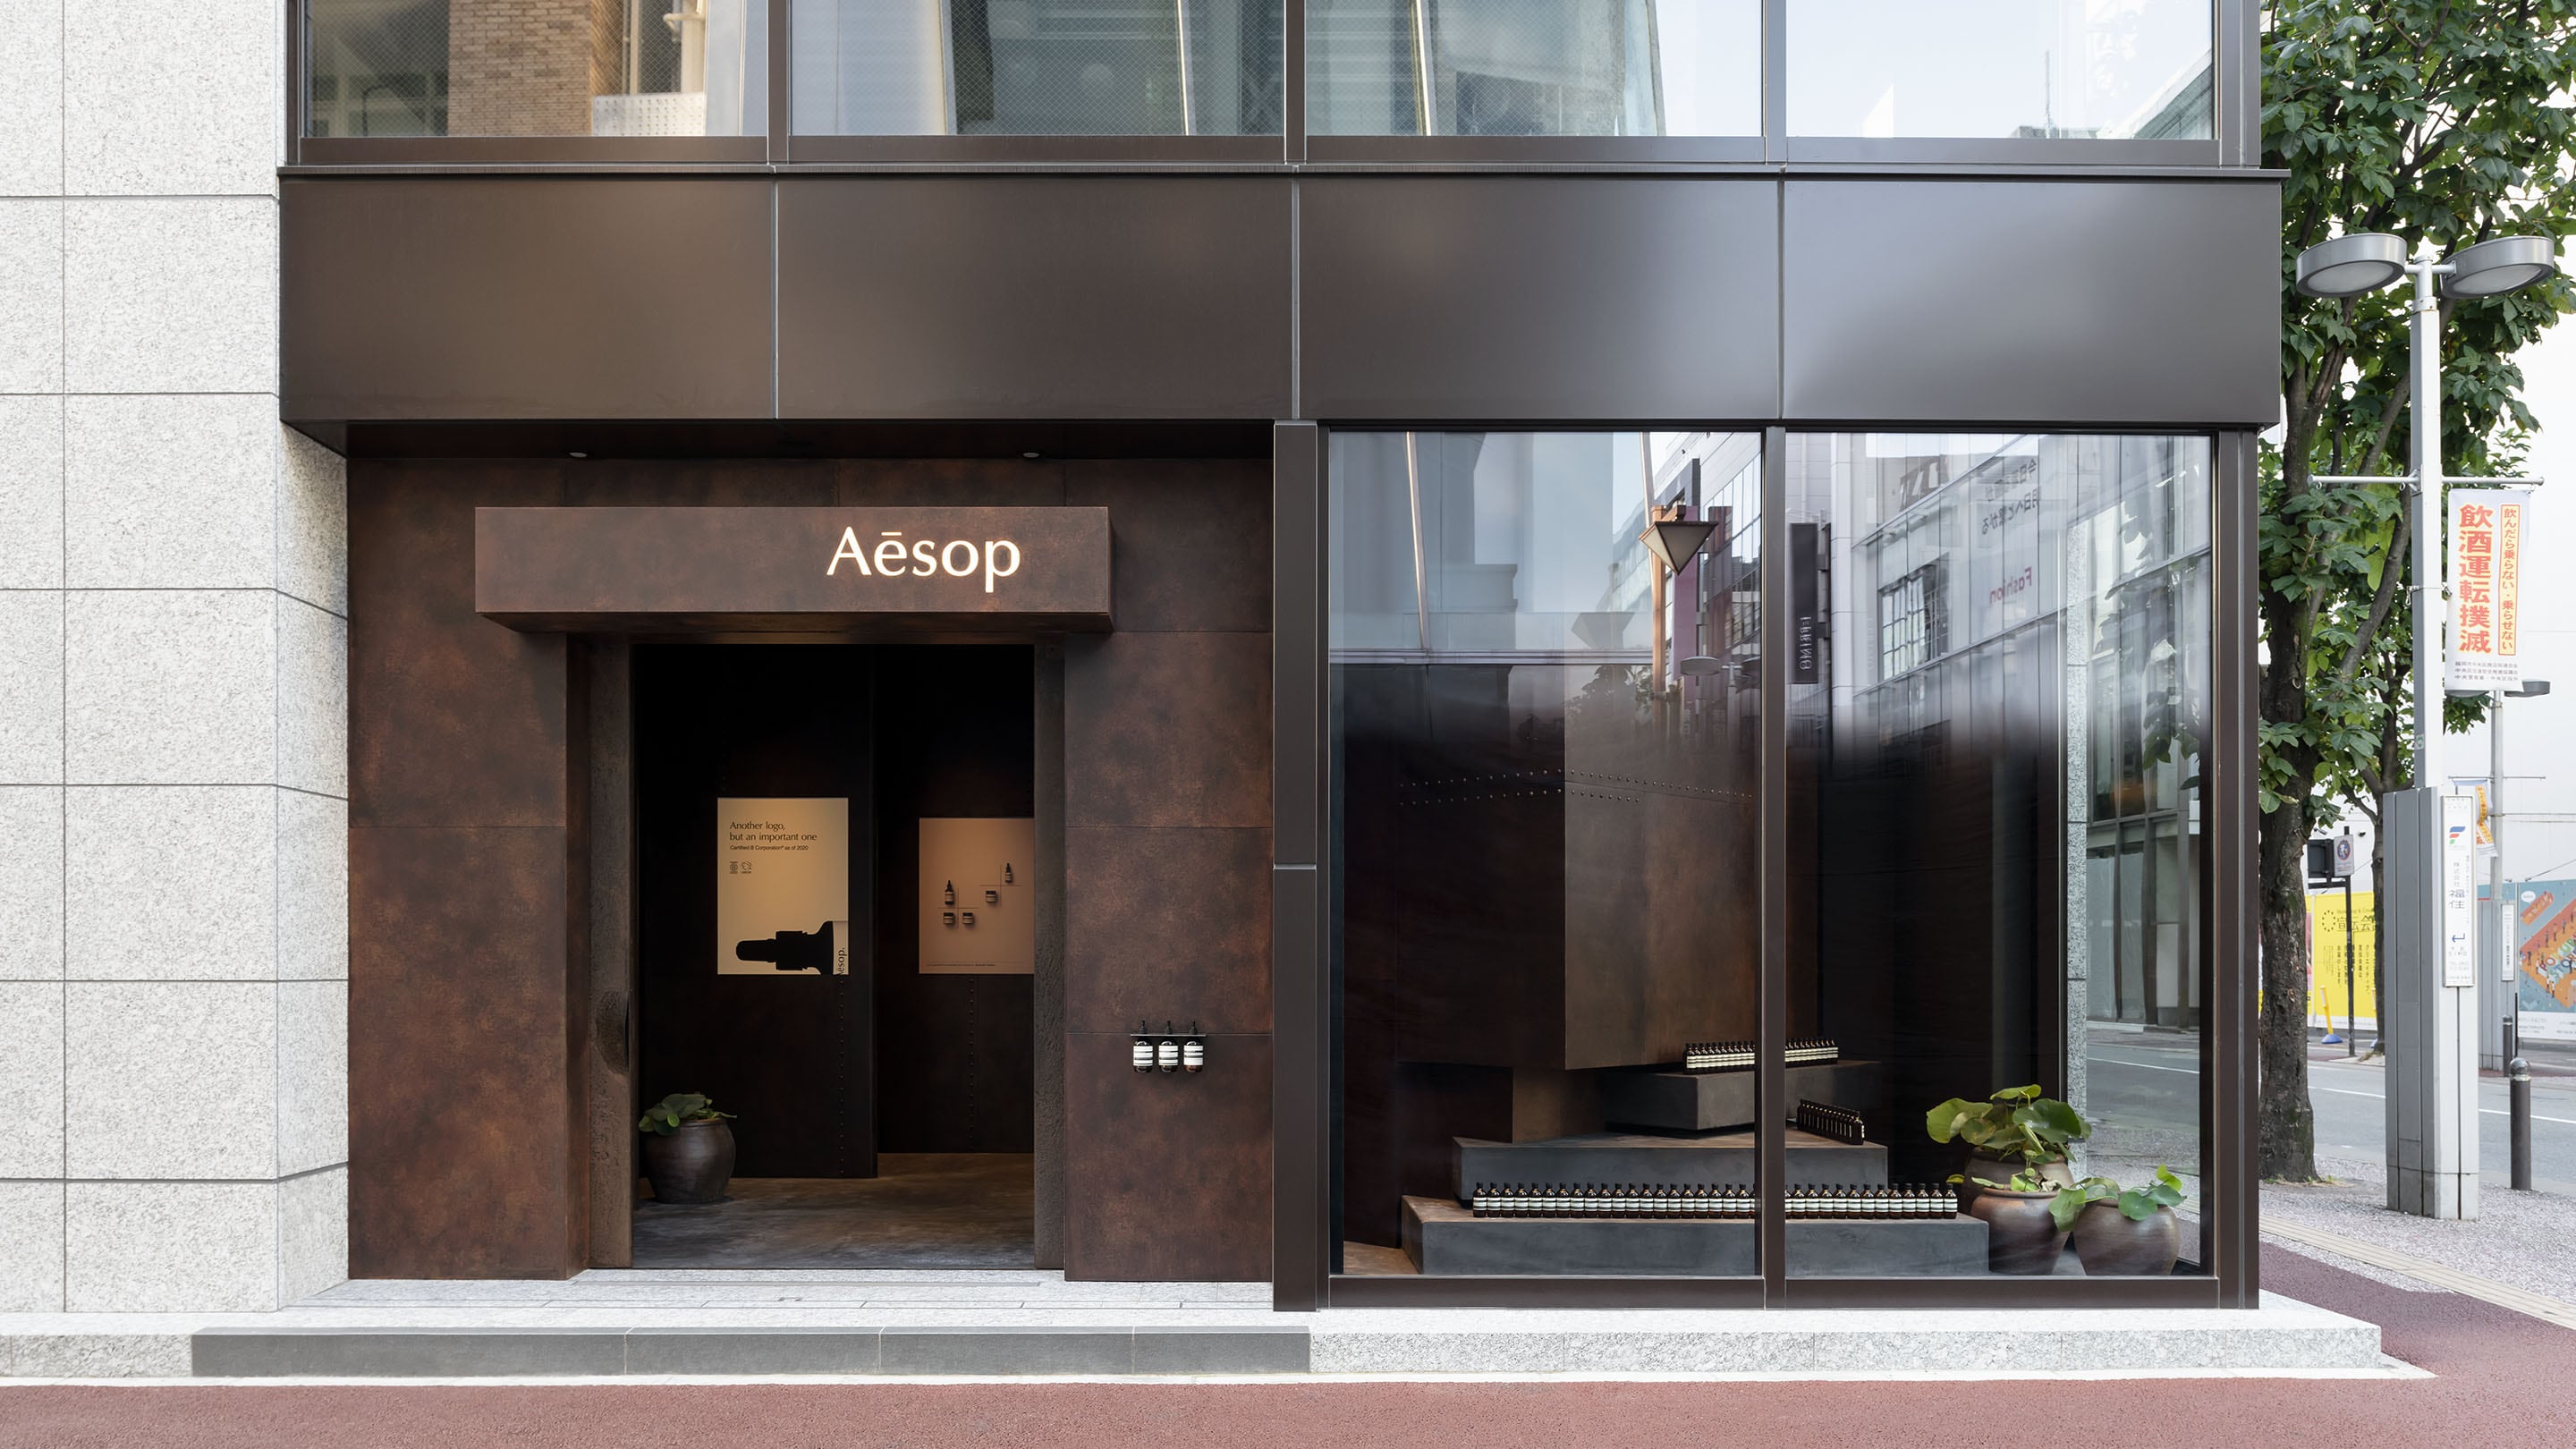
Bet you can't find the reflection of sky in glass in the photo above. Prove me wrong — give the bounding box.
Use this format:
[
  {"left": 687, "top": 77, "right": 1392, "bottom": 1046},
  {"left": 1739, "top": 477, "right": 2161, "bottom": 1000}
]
[
  {"left": 1309, "top": 0, "right": 1760, "bottom": 136},
  {"left": 1789, "top": 0, "right": 2211, "bottom": 138}
]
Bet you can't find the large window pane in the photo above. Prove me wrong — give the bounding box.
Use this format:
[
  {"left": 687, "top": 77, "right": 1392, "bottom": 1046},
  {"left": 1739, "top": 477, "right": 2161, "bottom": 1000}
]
[
  {"left": 1309, "top": 0, "right": 1759, "bottom": 137},
  {"left": 1787, "top": 433, "right": 2211, "bottom": 1278},
  {"left": 307, "top": 0, "right": 769, "bottom": 138},
  {"left": 1331, "top": 431, "right": 1766, "bottom": 1277},
  {"left": 792, "top": 1, "right": 1284, "bottom": 135},
  {"left": 1788, "top": 0, "right": 2212, "bottom": 140}
]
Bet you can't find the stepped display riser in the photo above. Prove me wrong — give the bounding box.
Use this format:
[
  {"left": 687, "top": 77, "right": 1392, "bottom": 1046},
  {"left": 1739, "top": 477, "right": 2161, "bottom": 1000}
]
[
  {"left": 1601, "top": 1060, "right": 1883, "bottom": 1134},
  {"left": 1452, "top": 1131, "right": 1888, "bottom": 1198},
  {"left": 1401, "top": 1196, "right": 1989, "bottom": 1277}
]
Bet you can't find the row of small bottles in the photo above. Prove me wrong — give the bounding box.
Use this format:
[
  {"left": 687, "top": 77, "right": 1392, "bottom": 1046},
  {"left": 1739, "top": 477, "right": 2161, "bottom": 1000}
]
[
  {"left": 1467, "top": 1182, "right": 1957, "bottom": 1219},
  {"left": 1681, "top": 1038, "right": 1839, "bottom": 1072},
  {"left": 1131, "top": 1021, "right": 1207, "bottom": 1073}
]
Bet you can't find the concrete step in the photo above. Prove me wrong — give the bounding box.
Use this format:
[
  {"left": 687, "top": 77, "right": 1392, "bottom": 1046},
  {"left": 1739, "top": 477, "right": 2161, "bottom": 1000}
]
[
  {"left": 1402, "top": 1195, "right": 1988, "bottom": 1276},
  {"left": 1453, "top": 1128, "right": 1888, "bottom": 1198},
  {"left": 190, "top": 1324, "right": 1309, "bottom": 1377},
  {"left": 1602, "top": 1058, "right": 1885, "bottom": 1133}
]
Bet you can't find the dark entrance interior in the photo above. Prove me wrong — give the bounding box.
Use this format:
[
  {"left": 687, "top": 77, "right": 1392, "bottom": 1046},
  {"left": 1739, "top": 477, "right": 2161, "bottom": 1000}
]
[{"left": 633, "top": 642, "right": 1038, "bottom": 1267}]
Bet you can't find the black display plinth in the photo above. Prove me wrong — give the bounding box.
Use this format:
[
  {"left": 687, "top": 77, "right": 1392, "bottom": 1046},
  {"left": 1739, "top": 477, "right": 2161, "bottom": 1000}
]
[
  {"left": 1601, "top": 1059, "right": 1884, "bottom": 1134},
  {"left": 1452, "top": 1129, "right": 1887, "bottom": 1199},
  {"left": 1401, "top": 1196, "right": 1990, "bottom": 1277}
]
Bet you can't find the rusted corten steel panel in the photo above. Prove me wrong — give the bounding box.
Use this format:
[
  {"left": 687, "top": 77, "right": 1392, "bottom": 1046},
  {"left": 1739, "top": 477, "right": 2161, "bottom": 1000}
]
[{"left": 474, "top": 506, "right": 1114, "bottom": 632}]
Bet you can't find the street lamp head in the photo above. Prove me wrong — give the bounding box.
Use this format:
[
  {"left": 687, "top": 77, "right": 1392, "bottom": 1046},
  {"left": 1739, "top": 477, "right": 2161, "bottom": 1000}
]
[
  {"left": 2295, "top": 232, "right": 2410, "bottom": 298},
  {"left": 2442, "top": 235, "right": 2562, "bottom": 299}
]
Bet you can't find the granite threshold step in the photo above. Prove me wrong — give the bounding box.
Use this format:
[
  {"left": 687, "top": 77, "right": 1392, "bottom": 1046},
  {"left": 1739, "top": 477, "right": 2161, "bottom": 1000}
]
[{"left": 0, "top": 1270, "right": 2392, "bottom": 1381}]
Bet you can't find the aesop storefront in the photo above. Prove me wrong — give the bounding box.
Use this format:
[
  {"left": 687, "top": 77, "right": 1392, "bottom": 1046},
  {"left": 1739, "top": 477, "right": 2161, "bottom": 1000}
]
[{"left": 292, "top": 0, "right": 2276, "bottom": 1313}]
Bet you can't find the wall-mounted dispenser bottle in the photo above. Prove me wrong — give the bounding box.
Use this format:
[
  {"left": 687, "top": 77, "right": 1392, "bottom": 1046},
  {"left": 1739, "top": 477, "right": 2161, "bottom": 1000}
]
[
  {"left": 1132, "top": 1021, "right": 1156, "bottom": 1072},
  {"left": 1156, "top": 1022, "right": 1182, "bottom": 1072},
  {"left": 1182, "top": 1023, "right": 1205, "bottom": 1072}
]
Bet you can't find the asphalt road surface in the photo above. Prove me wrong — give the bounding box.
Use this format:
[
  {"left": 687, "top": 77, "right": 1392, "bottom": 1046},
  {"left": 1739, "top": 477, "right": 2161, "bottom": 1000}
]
[{"left": 2084, "top": 1029, "right": 2576, "bottom": 1191}]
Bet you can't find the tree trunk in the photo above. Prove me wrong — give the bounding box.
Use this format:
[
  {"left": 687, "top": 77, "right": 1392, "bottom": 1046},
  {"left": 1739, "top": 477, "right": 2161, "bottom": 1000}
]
[{"left": 2258, "top": 795, "right": 2322, "bottom": 1180}]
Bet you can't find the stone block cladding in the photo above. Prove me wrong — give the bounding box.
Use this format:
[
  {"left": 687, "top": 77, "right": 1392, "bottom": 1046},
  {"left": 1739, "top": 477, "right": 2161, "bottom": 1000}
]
[{"left": 0, "top": 3, "right": 349, "bottom": 1311}]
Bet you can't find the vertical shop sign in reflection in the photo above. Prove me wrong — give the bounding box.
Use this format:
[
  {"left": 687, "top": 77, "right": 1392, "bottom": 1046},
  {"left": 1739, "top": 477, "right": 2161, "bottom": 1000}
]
[{"left": 1789, "top": 522, "right": 1822, "bottom": 684}]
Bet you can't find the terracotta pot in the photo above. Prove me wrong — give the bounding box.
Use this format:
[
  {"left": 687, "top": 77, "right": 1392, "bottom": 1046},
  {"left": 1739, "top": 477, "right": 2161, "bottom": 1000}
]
[
  {"left": 2070, "top": 1201, "right": 2181, "bottom": 1276},
  {"left": 1965, "top": 1185, "right": 2069, "bottom": 1275},
  {"left": 640, "top": 1119, "right": 735, "bottom": 1204}
]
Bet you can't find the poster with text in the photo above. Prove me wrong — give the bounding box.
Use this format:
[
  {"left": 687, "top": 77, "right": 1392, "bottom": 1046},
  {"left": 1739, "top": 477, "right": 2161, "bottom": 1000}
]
[
  {"left": 2447, "top": 490, "right": 2529, "bottom": 690},
  {"left": 716, "top": 798, "right": 850, "bottom": 977}
]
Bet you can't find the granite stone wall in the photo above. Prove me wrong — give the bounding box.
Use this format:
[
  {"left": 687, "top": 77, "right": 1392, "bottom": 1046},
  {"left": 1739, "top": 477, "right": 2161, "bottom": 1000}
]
[{"left": 0, "top": 3, "right": 349, "bottom": 1312}]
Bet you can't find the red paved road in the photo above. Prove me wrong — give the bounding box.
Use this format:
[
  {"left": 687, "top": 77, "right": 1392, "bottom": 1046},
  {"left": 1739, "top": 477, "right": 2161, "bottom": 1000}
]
[{"left": 4, "top": 1247, "right": 2568, "bottom": 1449}]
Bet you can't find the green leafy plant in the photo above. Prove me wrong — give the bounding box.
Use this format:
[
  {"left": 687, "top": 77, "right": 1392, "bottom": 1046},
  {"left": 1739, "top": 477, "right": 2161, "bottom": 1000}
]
[
  {"left": 1925, "top": 1084, "right": 2091, "bottom": 1168},
  {"left": 2048, "top": 1166, "right": 2189, "bottom": 1232},
  {"left": 1951, "top": 1169, "right": 2058, "bottom": 1193},
  {"left": 638, "top": 1093, "right": 734, "bottom": 1136}
]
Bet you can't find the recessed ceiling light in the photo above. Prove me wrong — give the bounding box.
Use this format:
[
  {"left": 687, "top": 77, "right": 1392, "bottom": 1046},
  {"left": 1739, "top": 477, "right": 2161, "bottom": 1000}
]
[
  {"left": 568, "top": 451, "right": 588, "bottom": 459},
  {"left": 1022, "top": 451, "right": 1041, "bottom": 460}
]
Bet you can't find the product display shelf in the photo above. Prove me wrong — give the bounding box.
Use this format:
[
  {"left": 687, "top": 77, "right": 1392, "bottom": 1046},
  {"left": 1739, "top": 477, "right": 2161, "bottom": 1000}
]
[
  {"left": 1451, "top": 1127, "right": 1886, "bottom": 1199},
  {"left": 1400, "top": 1195, "right": 1990, "bottom": 1276},
  {"left": 1601, "top": 1057, "right": 1885, "bottom": 1135}
]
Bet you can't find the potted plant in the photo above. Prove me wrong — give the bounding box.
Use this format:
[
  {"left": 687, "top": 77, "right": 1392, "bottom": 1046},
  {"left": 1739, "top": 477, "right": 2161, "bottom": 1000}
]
[
  {"left": 2049, "top": 1166, "right": 2188, "bottom": 1276},
  {"left": 1927, "top": 1085, "right": 2093, "bottom": 1275},
  {"left": 1926, "top": 1084, "right": 2089, "bottom": 1194},
  {"left": 638, "top": 1093, "right": 736, "bottom": 1204}
]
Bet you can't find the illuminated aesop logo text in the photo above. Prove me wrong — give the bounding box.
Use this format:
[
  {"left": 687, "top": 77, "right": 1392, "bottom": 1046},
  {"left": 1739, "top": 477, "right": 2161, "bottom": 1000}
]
[{"left": 827, "top": 528, "right": 1022, "bottom": 593}]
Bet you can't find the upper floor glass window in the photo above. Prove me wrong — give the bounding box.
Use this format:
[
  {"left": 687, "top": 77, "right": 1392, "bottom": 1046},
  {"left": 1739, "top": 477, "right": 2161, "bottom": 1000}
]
[
  {"left": 791, "top": 1, "right": 1284, "bottom": 135},
  {"left": 1788, "top": 0, "right": 2211, "bottom": 139},
  {"left": 305, "top": 0, "right": 769, "bottom": 138},
  {"left": 1308, "top": 0, "right": 1759, "bottom": 137}
]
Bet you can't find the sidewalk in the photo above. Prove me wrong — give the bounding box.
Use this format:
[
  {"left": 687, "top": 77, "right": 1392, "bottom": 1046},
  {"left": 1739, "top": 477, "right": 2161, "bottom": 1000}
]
[{"left": 2262, "top": 1154, "right": 2576, "bottom": 1309}]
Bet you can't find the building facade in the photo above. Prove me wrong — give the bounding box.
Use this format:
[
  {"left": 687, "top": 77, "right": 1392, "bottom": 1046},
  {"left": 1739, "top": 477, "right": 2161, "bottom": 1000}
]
[{"left": 2, "top": 0, "right": 2273, "bottom": 1313}]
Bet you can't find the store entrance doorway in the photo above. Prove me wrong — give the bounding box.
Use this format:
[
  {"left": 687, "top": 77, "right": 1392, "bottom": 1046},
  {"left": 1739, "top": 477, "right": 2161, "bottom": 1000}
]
[{"left": 630, "top": 643, "right": 1040, "bottom": 1268}]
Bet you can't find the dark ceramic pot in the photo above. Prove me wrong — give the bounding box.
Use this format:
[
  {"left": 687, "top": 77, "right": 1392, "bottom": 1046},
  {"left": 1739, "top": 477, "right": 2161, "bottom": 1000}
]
[
  {"left": 1966, "top": 1185, "right": 2069, "bottom": 1275},
  {"left": 2070, "top": 1202, "right": 2181, "bottom": 1275},
  {"left": 640, "top": 1119, "right": 735, "bottom": 1204}
]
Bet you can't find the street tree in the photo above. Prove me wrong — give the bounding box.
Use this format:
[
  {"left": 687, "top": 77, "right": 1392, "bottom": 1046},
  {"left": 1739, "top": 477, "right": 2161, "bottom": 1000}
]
[{"left": 2260, "top": 0, "right": 2576, "bottom": 1180}]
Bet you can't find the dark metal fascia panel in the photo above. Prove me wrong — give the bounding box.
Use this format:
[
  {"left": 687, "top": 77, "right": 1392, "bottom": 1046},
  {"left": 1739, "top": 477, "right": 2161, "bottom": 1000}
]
[
  {"left": 2209, "top": 431, "right": 2262, "bottom": 1307},
  {"left": 281, "top": 177, "right": 775, "bottom": 421},
  {"left": 775, "top": 176, "right": 1293, "bottom": 420},
  {"left": 1299, "top": 176, "right": 1781, "bottom": 421},
  {"left": 1780, "top": 179, "right": 2281, "bottom": 426}
]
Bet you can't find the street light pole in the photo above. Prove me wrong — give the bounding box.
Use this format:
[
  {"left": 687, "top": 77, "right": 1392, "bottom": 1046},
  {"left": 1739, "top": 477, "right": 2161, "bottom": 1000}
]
[{"left": 2297, "top": 229, "right": 2564, "bottom": 1221}]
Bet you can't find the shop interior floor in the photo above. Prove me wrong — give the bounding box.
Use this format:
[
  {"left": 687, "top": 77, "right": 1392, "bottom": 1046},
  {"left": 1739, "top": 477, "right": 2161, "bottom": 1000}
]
[{"left": 631, "top": 1155, "right": 1034, "bottom": 1270}]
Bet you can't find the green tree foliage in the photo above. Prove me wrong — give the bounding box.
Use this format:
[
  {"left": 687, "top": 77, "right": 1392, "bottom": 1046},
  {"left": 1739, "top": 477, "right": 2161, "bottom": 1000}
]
[{"left": 2260, "top": 0, "right": 2575, "bottom": 1180}]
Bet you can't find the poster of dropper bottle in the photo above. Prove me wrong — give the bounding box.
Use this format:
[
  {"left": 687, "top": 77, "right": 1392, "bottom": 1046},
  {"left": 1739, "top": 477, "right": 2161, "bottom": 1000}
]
[{"left": 716, "top": 798, "right": 851, "bottom": 976}]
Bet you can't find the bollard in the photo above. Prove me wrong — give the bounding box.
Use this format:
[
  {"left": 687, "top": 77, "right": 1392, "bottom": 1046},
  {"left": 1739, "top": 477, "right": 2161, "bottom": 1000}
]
[{"left": 2511, "top": 1057, "right": 2534, "bottom": 1192}]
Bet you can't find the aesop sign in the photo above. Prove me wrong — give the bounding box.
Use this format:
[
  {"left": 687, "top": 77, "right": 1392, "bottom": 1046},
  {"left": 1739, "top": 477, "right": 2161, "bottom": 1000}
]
[{"left": 475, "top": 506, "right": 1112, "bottom": 631}]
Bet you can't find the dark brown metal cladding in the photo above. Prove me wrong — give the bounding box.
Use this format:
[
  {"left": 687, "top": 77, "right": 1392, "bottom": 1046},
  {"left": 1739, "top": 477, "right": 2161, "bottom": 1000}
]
[
  {"left": 1064, "top": 1031, "right": 1275, "bottom": 1282},
  {"left": 838, "top": 458, "right": 1071, "bottom": 508},
  {"left": 775, "top": 177, "right": 1292, "bottom": 420},
  {"left": 280, "top": 178, "right": 774, "bottom": 422},
  {"left": 1063, "top": 460, "right": 1272, "bottom": 634},
  {"left": 350, "top": 826, "right": 580, "bottom": 1279},
  {"left": 1297, "top": 177, "right": 1781, "bottom": 421},
  {"left": 351, "top": 462, "right": 571, "bottom": 830},
  {"left": 1063, "top": 631, "right": 1273, "bottom": 829},
  {"left": 1064, "top": 827, "right": 1275, "bottom": 1034},
  {"left": 473, "top": 508, "right": 1114, "bottom": 631}
]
